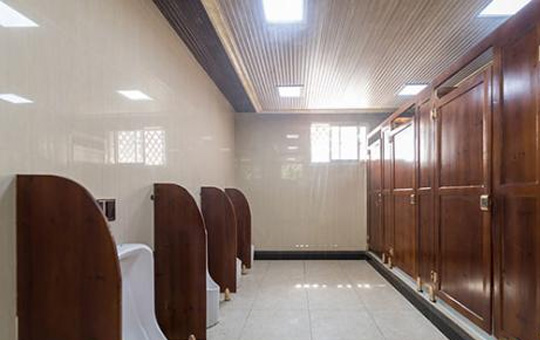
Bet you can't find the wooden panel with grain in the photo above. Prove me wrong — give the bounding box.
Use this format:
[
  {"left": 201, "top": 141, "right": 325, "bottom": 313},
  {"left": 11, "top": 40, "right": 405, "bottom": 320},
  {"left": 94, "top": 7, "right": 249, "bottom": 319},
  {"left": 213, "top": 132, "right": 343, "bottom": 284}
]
[
  {"left": 492, "top": 26, "right": 540, "bottom": 340},
  {"left": 368, "top": 139, "right": 384, "bottom": 256},
  {"left": 17, "top": 175, "right": 121, "bottom": 340},
  {"left": 201, "top": 187, "right": 238, "bottom": 293},
  {"left": 392, "top": 120, "right": 417, "bottom": 278},
  {"left": 153, "top": 184, "right": 207, "bottom": 340},
  {"left": 435, "top": 71, "right": 492, "bottom": 332},
  {"left": 225, "top": 188, "right": 252, "bottom": 269},
  {"left": 416, "top": 99, "right": 436, "bottom": 285}
]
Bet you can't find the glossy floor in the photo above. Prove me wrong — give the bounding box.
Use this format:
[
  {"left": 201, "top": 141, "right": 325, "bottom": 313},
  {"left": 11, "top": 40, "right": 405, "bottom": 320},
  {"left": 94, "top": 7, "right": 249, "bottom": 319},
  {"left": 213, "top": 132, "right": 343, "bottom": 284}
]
[{"left": 209, "top": 260, "right": 448, "bottom": 340}]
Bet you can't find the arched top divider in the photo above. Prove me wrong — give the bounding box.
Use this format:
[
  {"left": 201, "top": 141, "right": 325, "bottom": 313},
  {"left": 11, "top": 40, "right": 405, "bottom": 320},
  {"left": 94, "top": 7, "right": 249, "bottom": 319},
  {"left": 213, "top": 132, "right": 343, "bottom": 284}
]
[
  {"left": 225, "top": 188, "right": 252, "bottom": 269},
  {"left": 201, "top": 187, "right": 237, "bottom": 293},
  {"left": 153, "top": 183, "right": 207, "bottom": 340},
  {"left": 17, "top": 175, "right": 121, "bottom": 340}
]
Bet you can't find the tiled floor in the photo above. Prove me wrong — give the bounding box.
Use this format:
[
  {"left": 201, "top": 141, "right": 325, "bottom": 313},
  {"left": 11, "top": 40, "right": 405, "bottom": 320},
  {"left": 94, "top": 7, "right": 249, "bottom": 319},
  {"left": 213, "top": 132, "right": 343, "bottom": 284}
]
[{"left": 208, "top": 260, "right": 449, "bottom": 340}]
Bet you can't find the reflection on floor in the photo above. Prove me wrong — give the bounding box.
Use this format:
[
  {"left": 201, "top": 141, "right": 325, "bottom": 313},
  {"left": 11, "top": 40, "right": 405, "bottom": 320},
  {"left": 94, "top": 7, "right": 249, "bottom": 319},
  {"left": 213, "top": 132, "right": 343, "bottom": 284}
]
[{"left": 208, "top": 260, "right": 448, "bottom": 340}]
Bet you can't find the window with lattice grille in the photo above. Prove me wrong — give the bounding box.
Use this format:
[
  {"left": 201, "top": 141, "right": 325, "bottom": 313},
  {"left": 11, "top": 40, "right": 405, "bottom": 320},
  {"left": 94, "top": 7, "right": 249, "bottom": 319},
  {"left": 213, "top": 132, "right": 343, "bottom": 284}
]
[
  {"left": 116, "top": 129, "right": 166, "bottom": 166},
  {"left": 310, "top": 124, "right": 366, "bottom": 163}
]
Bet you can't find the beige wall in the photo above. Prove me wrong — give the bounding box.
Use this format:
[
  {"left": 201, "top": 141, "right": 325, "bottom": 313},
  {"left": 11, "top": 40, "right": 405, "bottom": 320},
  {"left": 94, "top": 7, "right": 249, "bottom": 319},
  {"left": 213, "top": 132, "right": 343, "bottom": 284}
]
[
  {"left": 0, "top": 0, "right": 235, "bottom": 338},
  {"left": 235, "top": 113, "right": 385, "bottom": 252}
]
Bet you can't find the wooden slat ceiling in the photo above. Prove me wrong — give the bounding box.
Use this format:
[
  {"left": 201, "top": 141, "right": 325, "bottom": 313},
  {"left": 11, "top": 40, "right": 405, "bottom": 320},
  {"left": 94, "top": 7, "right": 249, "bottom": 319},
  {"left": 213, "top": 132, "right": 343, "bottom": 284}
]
[{"left": 200, "top": 0, "right": 505, "bottom": 113}]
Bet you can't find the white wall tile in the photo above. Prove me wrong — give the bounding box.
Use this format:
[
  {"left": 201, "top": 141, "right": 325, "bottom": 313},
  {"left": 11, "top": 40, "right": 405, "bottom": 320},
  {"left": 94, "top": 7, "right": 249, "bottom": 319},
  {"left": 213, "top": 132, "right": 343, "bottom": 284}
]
[{"left": 0, "top": 0, "right": 235, "bottom": 338}]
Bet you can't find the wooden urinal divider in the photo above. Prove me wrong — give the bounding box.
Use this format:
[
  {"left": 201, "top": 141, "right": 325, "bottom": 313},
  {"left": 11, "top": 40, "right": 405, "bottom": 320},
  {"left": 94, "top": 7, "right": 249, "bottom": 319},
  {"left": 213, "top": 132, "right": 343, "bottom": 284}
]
[
  {"left": 225, "top": 188, "right": 252, "bottom": 270},
  {"left": 153, "top": 184, "right": 207, "bottom": 340},
  {"left": 17, "top": 175, "right": 121, "bottom": 340},
  {"left": 201, "top": 187, "right": 237, "bottom": 293}
]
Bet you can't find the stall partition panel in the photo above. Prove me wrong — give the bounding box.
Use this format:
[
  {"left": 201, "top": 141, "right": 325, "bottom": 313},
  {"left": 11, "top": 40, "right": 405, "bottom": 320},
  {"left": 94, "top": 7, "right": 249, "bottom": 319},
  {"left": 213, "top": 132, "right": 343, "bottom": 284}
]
[
  {"left": 153, "top": 184, "right": 207, "bottom": 340},
  {"left": 382, "top": 128, "right": 395, "bottom": 257},
  {"left": 17, "top": 175, "right": 121, "bottom": 340},
  {"left": 225, "top": 188, "right": 252, "bottom": 269},
  {"left": 368, "top": 139, "right": 384, "bottom": 256},
  {"left": 392, "top": 122, "right": 417, "bottom": 278},
  {"left": 201, "top": 187, "right": 237, "bottom": 293},
  {"left": 493, "top": 27, "right": 540, "bottom": 340},
  {"left": 416, "top": 99, "right": 436, "bottom": 287},
  {"left": 435, "top": 70, "right": 493, "bottom": 332}
]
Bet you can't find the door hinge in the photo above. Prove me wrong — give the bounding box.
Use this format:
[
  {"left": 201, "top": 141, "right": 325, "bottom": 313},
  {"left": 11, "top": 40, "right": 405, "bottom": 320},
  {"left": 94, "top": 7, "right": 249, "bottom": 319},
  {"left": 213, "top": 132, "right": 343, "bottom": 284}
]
[
  {"left": 480, "top": 194, "right": 491, "bottom": 212},
  {"left": 430, "top": 108, "right": 439, "bottom": 120},
  {"left": 430, "top": 270, "right": 438, "bottom": 284}
]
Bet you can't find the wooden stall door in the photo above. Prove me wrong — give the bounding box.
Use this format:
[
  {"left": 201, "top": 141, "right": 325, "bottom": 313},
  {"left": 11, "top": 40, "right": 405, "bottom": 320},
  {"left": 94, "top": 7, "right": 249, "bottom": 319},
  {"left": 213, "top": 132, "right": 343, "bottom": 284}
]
[
  {"left": 392, "top": 122, "right": 417, "bottom": 278},
  {"left": 493, "top": 27, "right": 540, "bottom": 340},
  {"left": 416, "top": 99, "right": 436, "bottom": 287},
  {"left": 434, "top": 70, "right": 492, "bottom": 332},
  {"left": 368, "top": 140, "right": 384, "bottom": 256}
]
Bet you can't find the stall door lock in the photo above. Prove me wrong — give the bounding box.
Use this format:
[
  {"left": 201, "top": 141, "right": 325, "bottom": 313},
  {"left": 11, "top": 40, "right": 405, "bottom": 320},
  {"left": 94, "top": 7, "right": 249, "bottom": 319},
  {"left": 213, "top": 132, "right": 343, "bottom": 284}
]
[{"left": 480, "top": 194, "right": 491, "bottom": 212}]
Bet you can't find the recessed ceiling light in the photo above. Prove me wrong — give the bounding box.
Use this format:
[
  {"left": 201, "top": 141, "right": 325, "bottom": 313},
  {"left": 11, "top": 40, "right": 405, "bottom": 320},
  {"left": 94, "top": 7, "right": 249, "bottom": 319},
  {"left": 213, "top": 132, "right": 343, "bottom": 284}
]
[
  {"left": 479, "top": 0, "right": 531, "bottom": 17},
  {"left": 0, "top": 93, "right": 33, "bottom": 104},
  {"left": 287, "top": 146, "right": 299, "bottom": 150},
  {"left": 117, "top": 90, "right": 153, "bottom": 101},
  {"left": 398, "top": 84, "right": 428, "bottom": 96},
  {"left": 0, "top": 1, "right": 38, "bottom": 27},
  {"left": 263, "top": 0, "right": 304, "bottom": 24},
  {"left": 287, "top": 134, "right": 300, "bottom": 139},
  {"left": 278, "top": 86, "right": 303, "bottom": 98}
]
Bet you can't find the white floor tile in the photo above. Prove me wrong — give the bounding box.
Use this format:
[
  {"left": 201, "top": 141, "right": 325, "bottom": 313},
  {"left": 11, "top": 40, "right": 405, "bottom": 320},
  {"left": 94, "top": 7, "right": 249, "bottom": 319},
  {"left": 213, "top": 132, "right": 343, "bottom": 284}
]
[{"left": 209, "top": 260, "right": 449, "bottom": 340}]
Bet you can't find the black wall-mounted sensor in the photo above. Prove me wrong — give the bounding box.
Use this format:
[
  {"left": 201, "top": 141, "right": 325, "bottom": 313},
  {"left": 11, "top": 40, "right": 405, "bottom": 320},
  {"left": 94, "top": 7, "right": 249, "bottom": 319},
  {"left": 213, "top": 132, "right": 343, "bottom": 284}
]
[{"left": 97, "top": 199, "right": 116, "bottom": 222}]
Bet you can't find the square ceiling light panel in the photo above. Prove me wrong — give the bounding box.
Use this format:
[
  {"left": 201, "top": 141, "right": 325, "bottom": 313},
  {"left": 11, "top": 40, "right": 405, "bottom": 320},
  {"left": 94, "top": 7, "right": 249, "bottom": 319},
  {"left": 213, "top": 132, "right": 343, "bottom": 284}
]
[
  {"left": 278, "top": 86, "right": 303, "bottom": 98},
  {"left": 398, "top": 84, "right": 428, "bottom": 96},
  {"left": 0, "top": 1, "right": 38, "bottom": 27},
  {"left": 263, "top": 0, "right": 304, "bottom": 24},
  {"left": 479, "top": 0, "right": 531, "bottom": 17}
]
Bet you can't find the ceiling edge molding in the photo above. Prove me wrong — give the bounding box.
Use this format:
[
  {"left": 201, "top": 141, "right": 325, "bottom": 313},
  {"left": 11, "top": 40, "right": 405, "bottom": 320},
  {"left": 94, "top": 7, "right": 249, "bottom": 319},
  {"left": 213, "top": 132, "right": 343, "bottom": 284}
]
[
  {"left": 200, "top": 0, "right": 263, "bottom": 113},
  {"left": 257, "top": 108, "right": 396, "bottom": 115},
  {"left": 152, "top": 0, "right": 255, "bottom": 112}
]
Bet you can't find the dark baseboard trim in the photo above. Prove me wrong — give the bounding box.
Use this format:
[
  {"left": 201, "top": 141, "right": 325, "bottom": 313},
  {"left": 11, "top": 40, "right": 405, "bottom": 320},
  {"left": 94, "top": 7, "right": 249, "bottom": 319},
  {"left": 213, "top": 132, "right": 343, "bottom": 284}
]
[
  {"left": 365, "top": 253, "right": 475, "bottom": 340},
  {"left": 254, "top": 250, "right": 368, "bottom": 260}
]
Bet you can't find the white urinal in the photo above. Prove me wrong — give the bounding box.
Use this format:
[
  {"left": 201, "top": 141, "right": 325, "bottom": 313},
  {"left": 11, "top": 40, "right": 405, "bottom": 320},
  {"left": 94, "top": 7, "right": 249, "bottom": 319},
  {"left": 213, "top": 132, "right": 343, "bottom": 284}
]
[
  {"left": 206, "top": 271, "right": 220, "bottom": 328},
  {"left": 236, "top": 258, "right": 242, "bottom": 287},
  {"left": 117, "top": 244, "right": 167, "bottom": 340}
]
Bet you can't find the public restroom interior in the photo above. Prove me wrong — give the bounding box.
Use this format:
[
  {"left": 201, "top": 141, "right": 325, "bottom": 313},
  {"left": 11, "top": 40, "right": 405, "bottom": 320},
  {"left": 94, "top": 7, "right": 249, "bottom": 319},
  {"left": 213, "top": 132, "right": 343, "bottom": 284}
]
[{"left": 1, "top": 0, "right": 539, "bottom": 340}]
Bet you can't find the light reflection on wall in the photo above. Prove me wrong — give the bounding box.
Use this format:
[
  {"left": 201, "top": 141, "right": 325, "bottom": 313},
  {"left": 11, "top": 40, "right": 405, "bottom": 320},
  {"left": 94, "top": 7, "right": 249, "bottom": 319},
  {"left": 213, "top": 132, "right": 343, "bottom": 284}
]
[
  {"left": 110, "top": 128, "right": 166, "bottom": 166},
  {"left": 281, "top": 163, "right": 303, "bottom": 180}
]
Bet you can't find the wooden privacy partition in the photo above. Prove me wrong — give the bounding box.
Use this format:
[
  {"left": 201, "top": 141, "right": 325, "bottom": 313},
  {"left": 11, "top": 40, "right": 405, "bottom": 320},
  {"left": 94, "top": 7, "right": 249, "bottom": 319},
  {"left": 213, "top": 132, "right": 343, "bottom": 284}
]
[
  {"left": 201, "top": 187, "right": 237, "bottom": 293},
  {"left": 153, "top": 184, "right": 206, "bottom": 340},
  {"left": 225, "top": 188, "right": 252, "bottom": 270},
  {"left": 17, "top": 175, "right": 121, "bottom": 340},
  {"left": 367, "top": 1, "right": 540, "bottom": 339}
]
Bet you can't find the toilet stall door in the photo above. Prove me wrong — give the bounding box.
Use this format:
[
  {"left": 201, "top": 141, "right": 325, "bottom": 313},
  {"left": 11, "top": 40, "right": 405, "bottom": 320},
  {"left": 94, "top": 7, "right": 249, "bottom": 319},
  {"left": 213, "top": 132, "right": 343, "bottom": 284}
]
[
  {"left": 434, "top": 69, "right": 493, "bottom": 332},
  {"left": 493, "top": 27, "right": 540, "bottom": 340},
  {"left": 416, "top": 99, "right": 436, "bottom": 288},
  {"left": 392, "top": 118, "right": 417, "bottom": 278},
  {"left": 382, "top": 128, "right": 395, "bottom": 259},
  {"left": 368, "top": 139, "right": 384, "bottom": 256}
]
